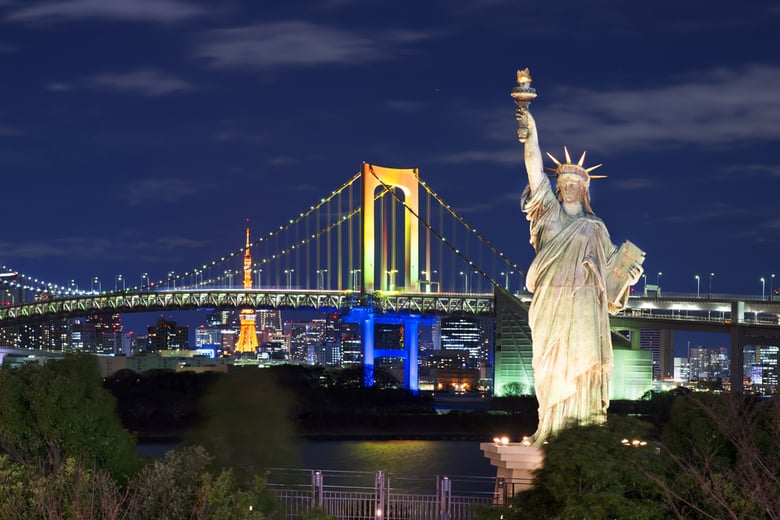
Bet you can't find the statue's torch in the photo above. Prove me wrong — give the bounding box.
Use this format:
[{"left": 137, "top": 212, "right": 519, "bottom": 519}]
[{"left": 511, "top": 68, "right": 537, "bottom": 143}]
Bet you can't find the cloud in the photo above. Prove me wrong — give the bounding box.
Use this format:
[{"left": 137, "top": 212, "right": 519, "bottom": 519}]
[
  {"left": 121, "top": 177, "right": 205, "bottom": 205},
  {"left": 664, "top": 205, "right": 753, "bottom": 224},
  {"left": 722, "top": 163, "right": 780, "bottom": 178},
  {"left": 46, "top": 82, "right": 73, "bottom": 92},
  {"left": 384, "top": 99, "right": 425, "bottom": 112},
  {"left": 88, "top": 68, "right": 194, "bottom": 96},
  {"left": 5, "top": 0, "right": 203, "bottom": 23},
  {"left": 611, "top": 178, "right": 656, "bottom": 191},
  {"left": 0, "top": 124, "right": 21, "bottom": 136},
  {"left": 0, "top": 238, "right": 114, "bottom": 259},
  {"left": 195, "top": 21, "right": 434, "bottom": 70},
  {"left": 540, "top": 64, "right": 780, "bottom": 151},
  {"left": 442, "top": 63, "right": 780, "bottom": 165},
  {"left": 436, "top": 148, "right": 521, "bottom": 166}
]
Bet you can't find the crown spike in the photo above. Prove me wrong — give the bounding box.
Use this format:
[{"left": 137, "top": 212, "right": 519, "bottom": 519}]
[
  {"left": 585, "top": 163, "right": 603, "bottom": 173},
  {"left": 577, "top": 150, "right": 587, "bottom": 167},
  {"left": 546, "top": 152, "right": 562, "bottom": 166},
  {"left": 588, "top": 174, "right": 608, "bottom": 179},
  {"left": 544, "top": 167, "right": 558, "bottom": 173},
  {"left": 563, "top": 146, "right": 572, "bottom": 164}
]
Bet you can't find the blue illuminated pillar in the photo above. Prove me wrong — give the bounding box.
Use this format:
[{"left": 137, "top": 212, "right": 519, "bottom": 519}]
[
  {"left": 362, "top": 311, "right": 375, "bottom": 388},
  {"left": 404, "top": 317, "right": 419, "bottom": 393}
]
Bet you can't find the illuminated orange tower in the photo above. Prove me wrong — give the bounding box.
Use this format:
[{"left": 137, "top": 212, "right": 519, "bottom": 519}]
[{"left": 235, "top": 223, "right": 259, "bottom": 354}]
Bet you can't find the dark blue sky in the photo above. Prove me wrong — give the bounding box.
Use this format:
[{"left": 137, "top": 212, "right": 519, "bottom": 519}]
[{"left": 1, "top": 0, "right": 779, "bottom": 350}]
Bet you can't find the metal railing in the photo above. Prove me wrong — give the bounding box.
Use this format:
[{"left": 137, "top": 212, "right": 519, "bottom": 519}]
[{"left": 266, "top": 468, "right": 516, "bottom": 520}]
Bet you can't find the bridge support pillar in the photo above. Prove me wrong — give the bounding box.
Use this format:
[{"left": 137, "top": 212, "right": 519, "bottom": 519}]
[
  {"left": 730, "top": 325, "right": 745, "bottom": 394},
  {"left": 403, "top": 318, "right": 419, "bottom": 392},
  {"left": 342, "top": 307, "right": 431, "bottom": 392}
]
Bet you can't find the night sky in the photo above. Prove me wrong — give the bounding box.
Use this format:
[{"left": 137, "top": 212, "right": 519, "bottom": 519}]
[{"left": 2, "top": 0, "right": 779, "bottom": 352}]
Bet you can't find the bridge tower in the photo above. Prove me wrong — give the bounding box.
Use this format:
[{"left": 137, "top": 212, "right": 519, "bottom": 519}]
[
  {"left": 361, "top": 163, "right": 420, "bottom": 292},
  {"left": 235, "top": 223, "right": 259, "bottom": 354}
]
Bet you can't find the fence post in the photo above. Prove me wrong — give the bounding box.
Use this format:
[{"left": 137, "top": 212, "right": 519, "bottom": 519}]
[
  {"left": 312, "top": 470, "right": 323, "bottom": 509},
  {"left": 494, "top": 476, "right": 506, "bottom": 505},
  {"left": 375, "top": 470, "right": 385, "bottom": 519},
  {"left": 438, "top": 476, "right": 451, "bottom": 520}
]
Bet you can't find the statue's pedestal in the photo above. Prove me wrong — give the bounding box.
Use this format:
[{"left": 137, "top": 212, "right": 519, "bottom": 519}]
[{"left": 480, "top": 442, "right": 545, "bottom": 498}]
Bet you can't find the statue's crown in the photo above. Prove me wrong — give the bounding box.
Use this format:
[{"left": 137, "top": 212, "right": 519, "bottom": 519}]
[{"left": 545, "top": 147, "right": 606, "bottom": 187}]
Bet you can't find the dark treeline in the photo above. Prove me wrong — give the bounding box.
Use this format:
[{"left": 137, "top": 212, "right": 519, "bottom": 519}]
[{"left": 104, "top": 364, "right": 688, "bottom": 443}]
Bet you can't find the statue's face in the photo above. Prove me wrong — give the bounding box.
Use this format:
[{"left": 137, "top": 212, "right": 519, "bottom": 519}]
[{"left": 557, "top": 179, "right": 586, "bottom": 204}]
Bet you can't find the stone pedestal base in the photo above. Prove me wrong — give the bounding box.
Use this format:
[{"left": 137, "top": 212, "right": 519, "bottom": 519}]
[{"left": 480, "top": 442, "right": 545, "bottom": 498}]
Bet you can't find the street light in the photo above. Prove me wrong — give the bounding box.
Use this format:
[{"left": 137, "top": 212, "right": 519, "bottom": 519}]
[
  {"left": 761, "top": 277, "right": 766, "bottom": 299},
  {"left": 385, "top": 269, "right": 398, "bottom": 291},
  {"left": 92, "top": 276, "right": 101, "bottom": 293},
  {"left": 284, "top": 269, "right": 295, "bottom": 289},
  {"left": 695, "top": 275, "right": 700, "bottom": 298},
  {"left": 771, "top": 274, "right": 776, "bottom": 301},
  {"left": 316, "top": 269, "right": 327, "bottom": 290},
  {"left": 168, "top": 271, "right": 175, "bottom": 290},
  {"left": 657, "top": 272, "right": 662, "bottom": 288},
  {"left": 500, "top": 271, "right": 510, "bottom": 290},
  {"left": 709, "top": 272, "right": 715, "bottom": 298},
  {"left": 142, "top": 272, "right": 149, "bottom": 289},
  {"left": 115, "top": 274, "right": 124, "bottom": 292},
  {"left": 256, "top": 268, "right": 263, "bottom": 288},
  {"left": 459, "top": 271, "right": 469, "bottom": 293},
  {"left": 350, "top": 269, "right": 361, "bottom": 291}
]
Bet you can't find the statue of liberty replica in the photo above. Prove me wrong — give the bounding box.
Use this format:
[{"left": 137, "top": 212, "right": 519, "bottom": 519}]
[{"left": 513, "top": 69, "right": 644, "bottom": 444}]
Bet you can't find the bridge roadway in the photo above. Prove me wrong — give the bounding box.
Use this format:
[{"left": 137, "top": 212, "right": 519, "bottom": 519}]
[{"left": 3, "top": 288, "right": 780, "bottom": 336}]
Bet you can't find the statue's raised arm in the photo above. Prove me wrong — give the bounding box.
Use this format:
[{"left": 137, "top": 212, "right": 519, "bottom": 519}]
[{"left": 520, "top": 110, "right": 547, "bottom": 195}]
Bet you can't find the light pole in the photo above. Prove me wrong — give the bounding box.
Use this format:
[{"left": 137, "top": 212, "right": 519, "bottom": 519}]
[
  {"left": 115, "top": 274, "right": 124, "bottom": 292},
  {"left": 695, "top": 275, "right": 700, "bottom": 298},
  {"left": 500, "top": 271, "right": 510, "bottom": 290},
  {"left": 385, "top": 269, "right": 398, "bottom": 291},
  {"left": 459, "top": 271, "right": 469, "bottom": 293},
  {"left": 168, "top": 271, "right": 175, "bottom": 290},
  {"left": 771, "top": 274, "right": 776, "bottom": 301},
  {"left": 317, "top": 269, "right": 327, "bottom": 290},
  {"left": 285, "top": 269, "right": 294, "bottom": 289},
  {"left": 641, "top": 274, "right": 647, "bottom": 296},
  {"left": 256, "top": 268, "right": 263, "bottom": 288},
  {"left": 350, "top": 269, "right": 361, "bottom": 291},
  {"left": 92, "top": 276, "right": 101, "bottom": 293},
  {"left": 142, "top": 272, "right": 149, "bottom": 288},
  {"left": 761, "top": 277, "right": 766, "bottom": 299},
  {"left": 657, "top": 272, "right": 662, "bottom": 289},
  {"left": 709, "top": 272, "right": 714, "bottom": 298}
]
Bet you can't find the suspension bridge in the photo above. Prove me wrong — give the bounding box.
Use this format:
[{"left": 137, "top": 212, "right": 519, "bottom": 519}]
[{"left": 2, "top": 163, "right": 780, "bottom": 393}]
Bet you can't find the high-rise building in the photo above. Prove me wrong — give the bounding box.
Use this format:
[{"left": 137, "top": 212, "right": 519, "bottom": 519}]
[
  {"left": 744, "top": 345, "right": 779, "bottom": 394},
  {"left": 440, "top": 317, "right": 486, "bottom": 367},
  {"left": 639, "top": 328, "right": 674, "bottom": 380},
  {"left": 689, "top": 346, "right": 729, "bottom": 381},
  {"left": 147, "top": 316, "right": 188, "bottom": 351}
]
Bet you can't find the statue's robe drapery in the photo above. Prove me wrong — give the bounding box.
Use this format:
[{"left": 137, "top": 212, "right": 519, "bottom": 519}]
[{"left": 521, "top": 178, "right": 617, "bottom": 443}]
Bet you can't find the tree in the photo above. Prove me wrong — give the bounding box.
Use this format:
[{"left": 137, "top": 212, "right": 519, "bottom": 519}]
[
  {"left": 507, "top": 416, "right": 666, "bottom": 520},
  {"left": 0, "top": 354, "right": 139, "bottom": 480},
  {"left": 655, "top": 394, "right": 780, "bottom": 519},
  {"left": 186, "top": 367, "right": 299, "bottom": 482}
]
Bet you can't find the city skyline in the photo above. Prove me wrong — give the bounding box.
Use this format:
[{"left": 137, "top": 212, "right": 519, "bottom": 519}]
[{"left": 1, "top": 1, "right": 778, "bottom": 353}]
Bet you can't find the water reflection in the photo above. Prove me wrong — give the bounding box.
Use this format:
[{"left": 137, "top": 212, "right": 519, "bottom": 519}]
[{"left": 297, "top": 440, "right": 494, "bottom": 477}]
